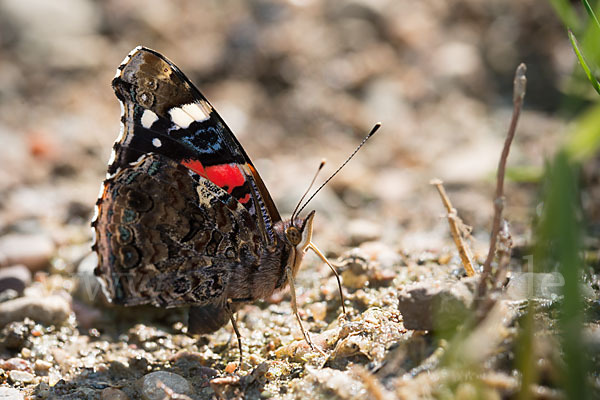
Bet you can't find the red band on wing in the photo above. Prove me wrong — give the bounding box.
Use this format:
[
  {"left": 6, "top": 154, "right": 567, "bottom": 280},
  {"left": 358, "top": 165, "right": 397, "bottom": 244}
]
[
  {"left": 182, "top": 159, "right": 206, "bottom": 176},
  {"left": 238, "top": 193, "right": 251, "bottom": 204},
  {"left": 204, "top": 164, "right": 246, "bottom": 192},
  {"left": 181, "top": 159, "right": 250, "bottom": 204}
]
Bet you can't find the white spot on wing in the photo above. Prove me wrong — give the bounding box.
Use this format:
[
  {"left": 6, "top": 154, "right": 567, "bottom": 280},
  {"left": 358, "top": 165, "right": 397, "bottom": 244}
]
[
  {"left": 107, "top": 149, "right": 117, "bottom": 165},
  {"left": 114, "top": 101, "right": 126, "bottom": 143},
  {"left": 97, "top": 182, "right": 106, "bottom": 199},
  {"left": 169, "top": 107, "right": 195, "bottom": 129},
  {"left": 108, "top": 100, "right": 126, "bottom": 169},
  {"left": 181, "top": 102, "right": 210, "bottom": 122},
  {"left": 141, "top": 109, "right": 159, "bottom": 129},
  {"left": 152, "top": 138, "right": 162, "bottom": 147}
]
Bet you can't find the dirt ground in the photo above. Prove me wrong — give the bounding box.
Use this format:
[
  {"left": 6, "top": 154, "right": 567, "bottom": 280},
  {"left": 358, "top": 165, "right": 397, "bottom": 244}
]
[{"left": 0, "top": 1, "right": 597, "bottom": 399}]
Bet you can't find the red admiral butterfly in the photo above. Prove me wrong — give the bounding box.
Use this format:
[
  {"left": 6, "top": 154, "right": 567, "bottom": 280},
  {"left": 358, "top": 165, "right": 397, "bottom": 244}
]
[{"left": 92, "top": 46, "right": 378, "bottom": 362}]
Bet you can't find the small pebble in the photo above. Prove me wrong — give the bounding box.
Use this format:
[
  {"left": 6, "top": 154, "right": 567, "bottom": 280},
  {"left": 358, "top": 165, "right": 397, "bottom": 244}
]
[
  {"left": 224, "top": 362, "right": 238, "bottom": 374},
  {"left": 0, "top": 387, "right": 24, "bottom": 400},
  {"left": 101, "top": 388, "right": 130, "bottom": 400},
  {"left": 347, "top": 219, "right": 382, "bottom": 245},
  {"left": 0, "top": 233, "right": 55, "bottom": 271},
  {"left": 34, "top": 360, "right": 52, "bottom": 372},
  {"left": 0, "top": 294, "right": 71, "bottom": 328},
  {"left": 35, "top": 382, "right": 50, "bottom": 399},
  {"left": 308, "top": 302, "right": 327, "bottom": 321},
  {"left": 140, "top": 371, "right": 192, "bottom": 400},
  {"left": 0, "top": 289, "right": 19, "bottom": 303},
  {"left": 1, "top": 357, "right": 30, "bottom": 372},
  {"left": 1, "top": 322, "right": 33, "bottom": 350},
  {"left": 0, "top": 265, "right": 31, "bottom": 295},
  {"left": 143, "top": 341, "right": 158, "bottom": 351},
  {"left": 8, "top": 370, "right": 34, "bottom": 384},
  {"left": 398, "top": 280, "right": 474, "bottom": 331}
]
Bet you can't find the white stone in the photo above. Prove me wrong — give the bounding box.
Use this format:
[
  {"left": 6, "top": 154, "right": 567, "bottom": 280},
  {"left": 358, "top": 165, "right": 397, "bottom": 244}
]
[{"left": 141, "top": 371, "right": 192, "bottom": 400}]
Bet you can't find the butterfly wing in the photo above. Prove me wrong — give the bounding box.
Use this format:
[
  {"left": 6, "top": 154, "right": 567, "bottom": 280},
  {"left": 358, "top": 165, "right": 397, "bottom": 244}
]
[
  {"left": 93, "top": 153, "right": 264, "bottom": 308},
  {"left": 109, "top": 46, "right": 280, "bottom": 246}
]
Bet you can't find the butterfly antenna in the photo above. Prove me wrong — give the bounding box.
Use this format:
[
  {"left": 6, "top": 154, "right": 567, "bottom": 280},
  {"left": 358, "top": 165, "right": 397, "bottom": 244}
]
[
  {"left": 296, "top": 122, "right": 381, "bottom": 217},
  {"left": 290, "top": 159, "right": 326, "bottom": 224}
]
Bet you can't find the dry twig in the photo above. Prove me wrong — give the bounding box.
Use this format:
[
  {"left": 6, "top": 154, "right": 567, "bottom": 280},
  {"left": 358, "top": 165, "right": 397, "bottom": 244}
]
[
  {"left": 431, "top": 178, "right": 476, "bottom": 276},
  {"left": 479, "top": 63, "right": 527, "bottom": 295}
]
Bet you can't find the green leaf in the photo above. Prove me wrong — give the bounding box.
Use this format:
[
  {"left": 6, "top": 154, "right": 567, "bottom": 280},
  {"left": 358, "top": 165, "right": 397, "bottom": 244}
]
[
  {"left": 582, "top": 0, "right": 600, "bottom": 32},
  {"left": 535, "top": 152, "right": 590, "bottom": 399},
  {"left": 568, "top": 29, "right": 600, "bottom": 95}
]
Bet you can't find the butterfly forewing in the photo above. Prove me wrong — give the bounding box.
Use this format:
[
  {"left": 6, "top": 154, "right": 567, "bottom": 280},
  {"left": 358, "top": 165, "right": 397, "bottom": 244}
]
[{"left": 110, "top": 47, "right": 281, "bottom": 243}]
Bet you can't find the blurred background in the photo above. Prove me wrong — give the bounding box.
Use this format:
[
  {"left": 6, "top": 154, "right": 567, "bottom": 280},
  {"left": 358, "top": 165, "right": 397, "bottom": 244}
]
[
  {"left": 0, "top": 0, "right": 580, "bottom": 258},
  {"left": 2, "top": 1, "right": 600, "bottom": 398}
]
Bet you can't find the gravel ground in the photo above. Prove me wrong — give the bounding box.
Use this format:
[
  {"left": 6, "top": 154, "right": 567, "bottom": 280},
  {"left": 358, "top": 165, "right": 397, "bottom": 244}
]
[{"left": 0, "top": 0, "right": 598, "bottom": 399}]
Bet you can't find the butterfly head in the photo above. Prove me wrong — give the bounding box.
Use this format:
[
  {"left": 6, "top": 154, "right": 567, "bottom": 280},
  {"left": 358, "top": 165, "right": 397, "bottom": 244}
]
[
  {"left": 273, "top": 210, "right": 315, "bottom": 283},
  {"left": 286, "top": 210, "right": 315, "bottom": 250}
]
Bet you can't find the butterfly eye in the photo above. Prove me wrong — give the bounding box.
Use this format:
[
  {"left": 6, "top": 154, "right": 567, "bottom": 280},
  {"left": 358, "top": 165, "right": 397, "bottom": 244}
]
[{"left": 285, "top": 226, "right": 301, "bottom": 246}]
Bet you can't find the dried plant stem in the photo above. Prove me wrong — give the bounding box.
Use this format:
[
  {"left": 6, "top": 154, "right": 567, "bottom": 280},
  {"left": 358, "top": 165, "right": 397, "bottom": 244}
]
[
  {"left": 481, "top": 63, "right": 527, "bottom": 286},
  {"left": 431, "top": 179, "right": 476, "bottom": 276}
]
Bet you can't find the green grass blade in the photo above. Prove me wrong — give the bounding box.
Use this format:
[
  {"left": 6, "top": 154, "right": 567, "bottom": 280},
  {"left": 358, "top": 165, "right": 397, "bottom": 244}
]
[
  {"left": 543, "top": 153, "right": 589, "bottom": 399},
  {"left": 582, "top": 0, "right": 600, "bottom": 32},
  {"left": 568, "top": 29, "right": 600, "bottom": 95}
]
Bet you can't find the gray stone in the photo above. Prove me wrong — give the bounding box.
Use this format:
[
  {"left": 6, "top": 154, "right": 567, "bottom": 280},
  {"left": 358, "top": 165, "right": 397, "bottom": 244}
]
[
  {"left": 0, "top": 387, "right": 24, "bottom": 400},
  {"left": 0, "top": 265, "right": 32, "bottom": 295},
  {"left": 0, "top": 294, "right": 71, "bottom": 328},
  {"left": 0, "top": 233, "right": 55, "bottom": 271},
  {"left": 101, "top": 388, "right": 129, "bottom": 400},
  {"left": 398, "top": 278, "right": 475, "bottom": 331},
  {"left": 140, "top": 371, "right": 192, "bottom": 400}
]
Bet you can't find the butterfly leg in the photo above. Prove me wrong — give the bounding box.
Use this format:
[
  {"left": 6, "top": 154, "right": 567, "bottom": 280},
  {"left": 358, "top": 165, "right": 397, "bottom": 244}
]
[
  {"left": 226, "top": 300, "right": 243, "bottom": 370},
  {"left": 307, "top": 242, "right": 347, "bottom": 315},
  {"left": 286, "top": 265, "right": 327, "bottom": 357}
]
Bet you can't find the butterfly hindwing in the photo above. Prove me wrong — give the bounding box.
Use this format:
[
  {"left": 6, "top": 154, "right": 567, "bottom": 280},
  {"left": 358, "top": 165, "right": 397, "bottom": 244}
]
[{"left": 94, "top": 153, "right": 264, "bottom": 308}]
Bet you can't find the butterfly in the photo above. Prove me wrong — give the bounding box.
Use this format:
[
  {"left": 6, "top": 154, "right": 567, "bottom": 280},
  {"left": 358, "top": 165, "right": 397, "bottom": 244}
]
[{"left": 92, "top": 46, "right": 377, "bottom": 362}]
